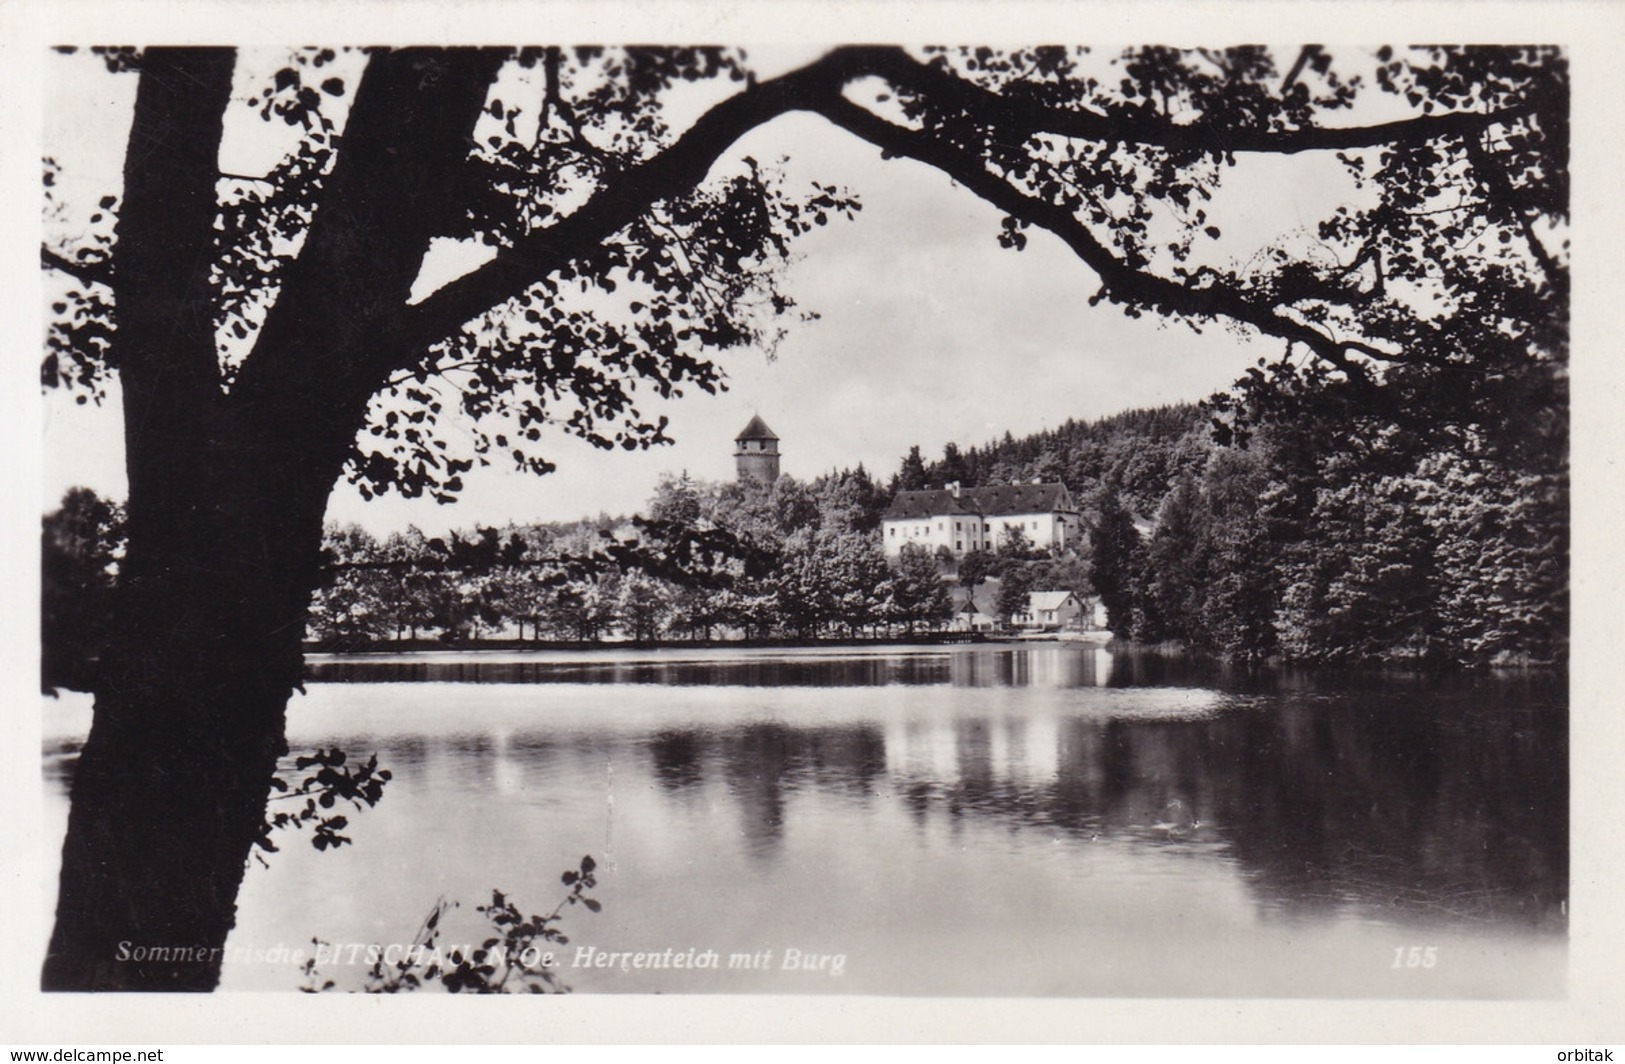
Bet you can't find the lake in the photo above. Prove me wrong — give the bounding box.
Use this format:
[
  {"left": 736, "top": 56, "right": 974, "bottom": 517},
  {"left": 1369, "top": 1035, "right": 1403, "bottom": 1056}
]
[{"left": 41, "top": 643, "right": 1567, "bottom": 996}]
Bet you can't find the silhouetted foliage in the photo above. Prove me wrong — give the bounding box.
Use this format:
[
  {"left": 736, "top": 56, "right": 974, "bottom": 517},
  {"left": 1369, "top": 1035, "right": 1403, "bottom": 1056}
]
[
  {"left": 41, "top": 488, "right": 124, "bottom": 692},
  {"left": 257, "top": 748, "right": 393, "bottom": 860},
  {"left": 302, "top": 856, "right": 600, "bottom": 993}
]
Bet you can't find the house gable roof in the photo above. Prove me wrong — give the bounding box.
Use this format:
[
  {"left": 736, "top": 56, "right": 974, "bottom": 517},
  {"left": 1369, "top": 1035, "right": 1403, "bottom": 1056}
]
[
  {"left": 953, "top": 585, "right": 1000, "bottom": 617},
  {"left": 1028, "top": 590, "right": 1078, "bottom": 611}
]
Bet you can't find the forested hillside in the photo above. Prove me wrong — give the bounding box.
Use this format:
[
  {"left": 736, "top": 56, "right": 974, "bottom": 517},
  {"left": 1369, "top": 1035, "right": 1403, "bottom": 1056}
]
[
  {"left": 892, "top": 402, "right": 1207, "bottom": 516},
  {"left": 894, "top": 363, "right": 1567, "bottom": 668}
]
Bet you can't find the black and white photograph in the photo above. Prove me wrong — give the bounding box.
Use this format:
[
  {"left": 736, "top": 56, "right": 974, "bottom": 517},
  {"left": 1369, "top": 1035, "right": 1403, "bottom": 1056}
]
[{"left": 7, "top": 0, "right": 1624, "bottom": 1048}]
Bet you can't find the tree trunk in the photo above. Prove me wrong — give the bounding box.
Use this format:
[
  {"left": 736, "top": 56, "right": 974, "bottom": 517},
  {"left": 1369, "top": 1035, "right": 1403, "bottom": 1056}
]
[
  {"left": 43, "top": 47, "right": 507, "bottom": 990},
  {"left": 43, "top": 437, "right": 337, "bottom": 990},
  {"left": 41, "top": 580, "right": 313, "bottom": 991}
]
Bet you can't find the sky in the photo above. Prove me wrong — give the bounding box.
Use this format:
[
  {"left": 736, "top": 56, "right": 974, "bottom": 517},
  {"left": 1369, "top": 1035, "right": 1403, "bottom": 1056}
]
[{"left": 42, "top": 45, "right": 1356, "bottom": 536}]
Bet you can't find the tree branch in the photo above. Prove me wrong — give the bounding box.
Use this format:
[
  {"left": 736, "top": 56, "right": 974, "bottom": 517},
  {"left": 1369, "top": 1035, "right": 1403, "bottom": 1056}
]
[
  {"left": 232, "top": 47, "right": 511, "bottom": 419},
  {"left": 113, "top": 47, "right": 236, "bottom": 395},
  {"left": 397, "top": 49, "right": 861, "bottom": 360},
  {"left": 1462, "top": 133, "right": 1567, "bottom": 296},
  {"left": 41, "top": 245, "right": 113, "bottom": 288},
  {"left": 1280, "top": 46, "right": 1317, "bottom": 93},
  {"left": 541, "top": 47, "right": 560, "bottom": 132},
  {"left": 853, "top": 46, "right": 1533, "bottom": 156},
  {"left": 812, "top": 93, "right": 1391, "bottom": 383},
  {"left": 398, "top": 45, "right": 1520, "bottom": 382}
]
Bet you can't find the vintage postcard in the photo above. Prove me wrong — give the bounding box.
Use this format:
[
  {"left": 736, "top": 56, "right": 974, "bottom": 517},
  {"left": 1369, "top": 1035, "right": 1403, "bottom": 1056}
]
[{"left": 5, "top": 0, "right": 1623, "bottom": 1048}]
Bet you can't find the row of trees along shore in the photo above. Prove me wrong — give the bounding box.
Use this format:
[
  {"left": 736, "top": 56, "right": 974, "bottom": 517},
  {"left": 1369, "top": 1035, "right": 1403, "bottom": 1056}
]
[
  {"left": 40, "top": 45, "right": 1566, "bottom": 990},
  {"left": 49, "top": 371, "right": 1565, "bottom": 671},
  {"left": 307, "top": 466, "right": 957, "bottom": 645},
  {"left": 300, "top": 354, "right": 1574, "bottom": 670}
]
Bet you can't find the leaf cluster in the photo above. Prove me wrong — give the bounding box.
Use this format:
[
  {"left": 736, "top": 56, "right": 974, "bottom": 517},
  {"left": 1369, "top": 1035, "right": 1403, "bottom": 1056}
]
[
  {"left": 44, "top": 46, "right": 863, "bottom": 505},
  {"left": 256, "top": 747, "right": 392, "bottom": 858},
  {"left": 303, "top": 856, "right": 601, "bottom": 993}
]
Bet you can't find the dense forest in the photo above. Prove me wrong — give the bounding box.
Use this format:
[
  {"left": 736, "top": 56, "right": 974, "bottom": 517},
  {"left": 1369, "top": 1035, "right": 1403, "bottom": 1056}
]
[{"left": 895, "top": 363, "right": 1567, "bottom": 668}]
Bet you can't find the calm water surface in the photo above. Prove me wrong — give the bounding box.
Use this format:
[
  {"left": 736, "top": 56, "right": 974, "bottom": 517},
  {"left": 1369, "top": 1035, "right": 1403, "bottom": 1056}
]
[{"left": 42, "top": 644, "right": 1566, "bottom": 996}]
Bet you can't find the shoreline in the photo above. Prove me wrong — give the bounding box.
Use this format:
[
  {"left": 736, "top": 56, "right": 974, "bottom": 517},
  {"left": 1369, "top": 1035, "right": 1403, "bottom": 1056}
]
[
  {"left": 295, "top": 634, "right": 1561, "bottom": 680},
  {"left": 298, "top": 631, "right": 1071, "bottom": 657}
]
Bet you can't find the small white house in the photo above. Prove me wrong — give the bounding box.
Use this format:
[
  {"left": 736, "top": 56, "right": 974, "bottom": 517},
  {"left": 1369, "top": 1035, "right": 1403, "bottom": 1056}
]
[
  {"left": 949, "top": 589, "right": 998, "bottom": 633},
  {"left": 1013, "top": 590, "right": 1085, "bottom": 630}
]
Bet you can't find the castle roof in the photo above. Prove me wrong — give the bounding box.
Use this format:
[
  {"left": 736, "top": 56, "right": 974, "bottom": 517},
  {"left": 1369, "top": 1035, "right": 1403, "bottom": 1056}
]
[
  {"left": 735, "top": 414, "right": 779, "bottom": 442},
  {"left": 883, "top": 482, "right": 1076, "bottom": 520},
  {"left": 883, "top": 489, "right": 982, "bottom": 519}
]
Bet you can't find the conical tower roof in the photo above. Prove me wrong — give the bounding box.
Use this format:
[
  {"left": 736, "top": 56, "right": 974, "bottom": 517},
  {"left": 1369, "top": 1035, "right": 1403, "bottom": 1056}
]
[{"left": 735, "top": 413, "right": 779, "bottom": 442}]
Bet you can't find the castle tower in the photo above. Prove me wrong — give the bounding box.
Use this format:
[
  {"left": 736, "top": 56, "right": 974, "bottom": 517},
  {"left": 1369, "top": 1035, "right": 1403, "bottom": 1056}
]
[{"left": 734, "top": 414, "right": 781, "bottom": 484}]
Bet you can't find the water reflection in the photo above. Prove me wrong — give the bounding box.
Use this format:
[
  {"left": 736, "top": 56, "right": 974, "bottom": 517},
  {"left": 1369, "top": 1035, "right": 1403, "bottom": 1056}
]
[
  {"left": 610, "top": 691, "right": 1563, "bottom": 930},
  {"left": 305, "top": 644, "right": 1130, "bottom": 688},
  {"left": 43, "top": 645, "right": 1567, "bottom": 995}
]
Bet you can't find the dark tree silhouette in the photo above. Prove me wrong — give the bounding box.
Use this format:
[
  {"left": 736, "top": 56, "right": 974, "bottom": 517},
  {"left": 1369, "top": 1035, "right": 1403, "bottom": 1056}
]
[
  {"left": 41, "top": 488, "right": 125, "bottom": 693},
  {"left": 41, "top": 44, "right": 1564, "bottom": 989}
]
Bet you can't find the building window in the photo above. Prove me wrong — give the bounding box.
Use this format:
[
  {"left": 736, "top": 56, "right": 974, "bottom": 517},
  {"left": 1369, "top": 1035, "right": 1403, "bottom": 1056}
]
[{"left": 956, "top": 541, "right": 962, "bottom": 551}]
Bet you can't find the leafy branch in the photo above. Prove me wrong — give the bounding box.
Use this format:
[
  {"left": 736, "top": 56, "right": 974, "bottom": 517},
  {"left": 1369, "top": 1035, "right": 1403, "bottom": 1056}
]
[
  {"left": 255, "top": 748, "right": 393, "bottom": 861},
  {"left": 302, "top": 856, "right": 602, "bottom": 994}
]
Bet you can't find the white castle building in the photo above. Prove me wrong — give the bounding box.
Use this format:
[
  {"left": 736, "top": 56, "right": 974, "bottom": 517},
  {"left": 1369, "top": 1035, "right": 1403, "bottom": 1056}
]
[{"left": 881, "top": 480, "right": 1081, "bottom": 558}]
